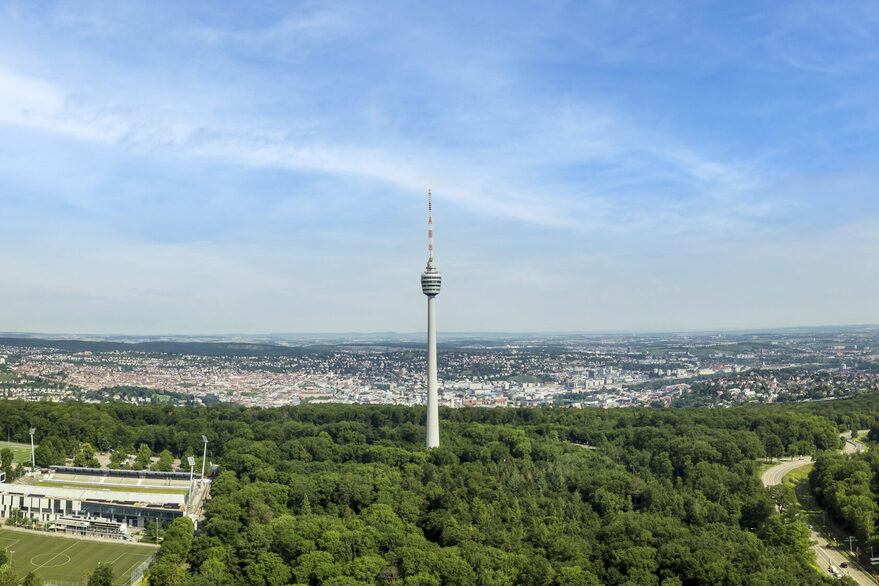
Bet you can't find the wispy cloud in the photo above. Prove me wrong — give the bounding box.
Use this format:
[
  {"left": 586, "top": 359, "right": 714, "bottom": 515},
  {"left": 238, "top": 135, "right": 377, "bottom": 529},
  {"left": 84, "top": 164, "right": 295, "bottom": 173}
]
[
  {"left": 0, "top": 1, "right": 877, "bottom": 332},
  {"left": 0, "top": 58, "right": 765, "bottom": 235},
  {"left": 193, "top": 4, "right": 359, "bottom": 53}
]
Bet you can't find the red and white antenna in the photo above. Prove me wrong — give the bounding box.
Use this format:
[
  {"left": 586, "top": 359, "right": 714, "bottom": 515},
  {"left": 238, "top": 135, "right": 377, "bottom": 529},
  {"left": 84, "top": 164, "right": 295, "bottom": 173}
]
[{"left": 428, "top": 189, "right": 434, "bottom": 262}]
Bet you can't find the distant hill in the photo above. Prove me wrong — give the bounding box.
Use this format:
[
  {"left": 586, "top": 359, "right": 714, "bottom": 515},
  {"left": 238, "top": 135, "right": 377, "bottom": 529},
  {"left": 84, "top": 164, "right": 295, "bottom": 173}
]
[
  {"left": 0, "top": 336, "right": 325, "bottom": 357},
  {"left": 0, "top": 336, "right": 524, "bottom": 355}
]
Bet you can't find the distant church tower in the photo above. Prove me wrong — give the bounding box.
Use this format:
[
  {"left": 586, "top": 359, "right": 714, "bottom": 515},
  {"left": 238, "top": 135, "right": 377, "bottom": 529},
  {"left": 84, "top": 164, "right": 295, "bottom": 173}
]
[{"left": 420, "top": 190, "right": 442, "bottom": 448}]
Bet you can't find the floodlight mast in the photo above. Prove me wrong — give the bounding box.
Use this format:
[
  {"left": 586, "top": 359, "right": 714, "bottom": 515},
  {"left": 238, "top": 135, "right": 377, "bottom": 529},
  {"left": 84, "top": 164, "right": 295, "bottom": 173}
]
[
  {"left": 186, "top": 455, "right": 195, "bottom": 514},
  {"left": 29, "top": 428, "right": 36, "bottom": 475},
  {"left": 201, "top": 435, "right": 208, "bottom": 483}
]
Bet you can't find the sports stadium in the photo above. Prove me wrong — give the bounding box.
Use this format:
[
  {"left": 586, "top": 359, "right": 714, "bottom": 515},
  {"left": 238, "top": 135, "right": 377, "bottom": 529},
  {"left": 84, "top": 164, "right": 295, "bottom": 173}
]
[{"left": 0, "top": 465, "right": 210, "bottom": 538}]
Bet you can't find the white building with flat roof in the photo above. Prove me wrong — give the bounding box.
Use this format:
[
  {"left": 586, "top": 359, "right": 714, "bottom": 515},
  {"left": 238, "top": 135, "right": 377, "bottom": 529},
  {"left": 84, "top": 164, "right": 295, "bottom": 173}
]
[{"left": 0, "top": 483, "right": 185, "bottom": 528}]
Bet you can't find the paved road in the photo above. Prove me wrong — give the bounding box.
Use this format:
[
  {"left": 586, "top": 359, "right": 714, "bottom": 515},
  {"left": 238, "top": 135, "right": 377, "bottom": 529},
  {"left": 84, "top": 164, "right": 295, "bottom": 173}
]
[
  {"left": 762, "top": 455, "right": 876, "bottom": 585},
  {"left": 844, "top": 438, "right": 867, "bottom": 454},
  {"left": 841, "top": 430, "right": 869, "bottom": 454},
  {"left": 760, "top": 457, "right": 813, "bottom": 486}
]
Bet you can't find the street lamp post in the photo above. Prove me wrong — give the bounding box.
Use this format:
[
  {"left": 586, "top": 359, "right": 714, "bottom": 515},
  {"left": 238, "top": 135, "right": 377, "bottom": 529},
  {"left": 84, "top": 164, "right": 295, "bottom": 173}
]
[{"left": 848, "top": 536, "right": 857, "bottom": 555}]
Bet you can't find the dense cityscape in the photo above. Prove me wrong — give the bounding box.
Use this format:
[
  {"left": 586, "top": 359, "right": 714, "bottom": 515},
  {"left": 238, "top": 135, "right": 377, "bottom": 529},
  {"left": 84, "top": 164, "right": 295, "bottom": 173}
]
[{"left": 2, "top": 327, "right": 878, "bottom": 411}]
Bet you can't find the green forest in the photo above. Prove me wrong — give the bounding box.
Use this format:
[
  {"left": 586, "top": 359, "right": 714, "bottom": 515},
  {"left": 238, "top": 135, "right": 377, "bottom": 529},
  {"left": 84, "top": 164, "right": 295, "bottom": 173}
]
[
  {"left": 810, "top": 427, "right": 879, "bottom": 550},
  {"left": 1, "top": 397, "right": 878, "bottom": 585}
]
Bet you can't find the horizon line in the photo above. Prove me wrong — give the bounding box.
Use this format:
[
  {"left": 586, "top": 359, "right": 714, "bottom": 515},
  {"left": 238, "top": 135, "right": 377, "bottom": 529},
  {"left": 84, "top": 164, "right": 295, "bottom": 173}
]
[{"left": 1, "top": 323, "right": 877, "bottom": 341}]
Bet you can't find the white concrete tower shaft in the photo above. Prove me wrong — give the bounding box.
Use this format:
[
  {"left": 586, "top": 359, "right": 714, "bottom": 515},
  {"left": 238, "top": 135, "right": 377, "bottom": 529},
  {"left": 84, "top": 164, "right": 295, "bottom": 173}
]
[
  {"left": 420, "top": 190, "right": 441, "bottom": 448},
  {"left": 426, "top": 296, "right": 438, "bottom": 447}
]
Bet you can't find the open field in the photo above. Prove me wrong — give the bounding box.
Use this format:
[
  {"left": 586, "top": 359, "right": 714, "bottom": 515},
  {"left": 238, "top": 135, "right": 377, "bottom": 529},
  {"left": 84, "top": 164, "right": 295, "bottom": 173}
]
[
  {"left": 0, "top": 528, "right": 156, "bottom": 584},
  {"left": 35, "top": 480, "right": 189, "bottom": 495},
  {"left": 0, "top": 441, "right": 32, "bottom": 465}
]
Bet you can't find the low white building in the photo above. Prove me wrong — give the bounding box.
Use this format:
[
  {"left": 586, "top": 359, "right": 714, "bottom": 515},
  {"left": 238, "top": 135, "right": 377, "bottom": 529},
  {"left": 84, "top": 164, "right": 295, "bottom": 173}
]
[{"left": 0, "top": 484, "right": 185, "bottom": 528}]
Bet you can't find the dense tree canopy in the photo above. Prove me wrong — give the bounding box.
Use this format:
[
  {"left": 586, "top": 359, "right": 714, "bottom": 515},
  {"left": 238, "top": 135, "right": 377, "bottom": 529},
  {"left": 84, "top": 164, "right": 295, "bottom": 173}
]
[
  {"left": 810, "top": 448, "right": 879, "bottom": 553},
  {"left": 0, "top": 399, "right": 861, "bottom": 584},
  {"left": 87, "top": 563, "right": 114, "bottom": 586}
]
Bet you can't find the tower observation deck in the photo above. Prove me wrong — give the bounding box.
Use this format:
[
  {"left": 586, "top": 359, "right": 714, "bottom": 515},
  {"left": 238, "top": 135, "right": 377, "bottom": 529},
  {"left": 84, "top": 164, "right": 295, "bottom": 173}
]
[{"left": 421, "top": 264, "right": 442, "bottom": 296}]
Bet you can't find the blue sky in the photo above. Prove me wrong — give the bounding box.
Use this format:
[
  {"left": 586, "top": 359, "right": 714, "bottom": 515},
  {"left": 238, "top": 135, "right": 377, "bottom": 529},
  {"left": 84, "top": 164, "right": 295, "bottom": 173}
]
[{"left": 1, "top": 0, "right": 878, "bottom": 334}]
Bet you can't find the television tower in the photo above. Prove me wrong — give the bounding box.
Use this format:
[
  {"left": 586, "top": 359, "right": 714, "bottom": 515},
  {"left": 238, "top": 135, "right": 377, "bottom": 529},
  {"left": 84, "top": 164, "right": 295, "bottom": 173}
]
[{"left": 421, "top": 190, "right": 442, "bottom": 448}]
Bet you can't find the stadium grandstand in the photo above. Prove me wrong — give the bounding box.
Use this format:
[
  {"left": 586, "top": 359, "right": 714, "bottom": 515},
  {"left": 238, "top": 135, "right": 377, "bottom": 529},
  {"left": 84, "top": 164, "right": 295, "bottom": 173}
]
[
  {"left": 49, "top": 465, "right": 195, "bottom": 481},
  {"left": 0, "top": 464, "right": 210, "bottom": 537}
]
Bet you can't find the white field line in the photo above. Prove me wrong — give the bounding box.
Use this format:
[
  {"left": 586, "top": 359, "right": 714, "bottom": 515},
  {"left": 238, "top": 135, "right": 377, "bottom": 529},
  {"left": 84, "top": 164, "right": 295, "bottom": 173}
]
[
  {"left": 115, "top": 552, "right": 151, "bottom": 586},
  {"left": 31, "top": 540, "right": 79, "bottom": 573},
  {"left": 0, "top": 537, "right": 20, "bottom": 549}
]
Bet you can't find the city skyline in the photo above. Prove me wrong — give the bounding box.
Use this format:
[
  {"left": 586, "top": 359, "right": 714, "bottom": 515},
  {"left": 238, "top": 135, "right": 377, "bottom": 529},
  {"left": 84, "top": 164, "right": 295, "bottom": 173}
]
[{"left": 1, "top": 1, "right": 879, "bottom": 334}]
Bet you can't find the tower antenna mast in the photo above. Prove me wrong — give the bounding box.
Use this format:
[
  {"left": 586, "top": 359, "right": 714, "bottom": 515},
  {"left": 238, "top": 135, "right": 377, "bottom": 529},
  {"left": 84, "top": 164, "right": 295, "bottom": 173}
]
[{"left": 428, "top": 189, "right": 434, "bottom": 262}]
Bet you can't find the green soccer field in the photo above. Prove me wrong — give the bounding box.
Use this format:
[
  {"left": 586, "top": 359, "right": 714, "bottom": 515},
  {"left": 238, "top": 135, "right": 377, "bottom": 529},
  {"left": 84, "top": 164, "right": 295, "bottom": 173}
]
[
  {"left": 0, "top": 441, "right": 33, "bottom": 465},
  {"left": 0, "top": 529, "right": 156, "bottom": 584}
]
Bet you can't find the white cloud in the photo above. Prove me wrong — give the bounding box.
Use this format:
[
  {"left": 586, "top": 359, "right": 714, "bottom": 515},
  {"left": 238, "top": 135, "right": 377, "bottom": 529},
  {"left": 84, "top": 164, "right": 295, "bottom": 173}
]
[
  {"left": 0, "top": 34, "right": 768, "bottom": 235},
  {"left": 0, "top": 67, "right": 128, "bottom": 142}
]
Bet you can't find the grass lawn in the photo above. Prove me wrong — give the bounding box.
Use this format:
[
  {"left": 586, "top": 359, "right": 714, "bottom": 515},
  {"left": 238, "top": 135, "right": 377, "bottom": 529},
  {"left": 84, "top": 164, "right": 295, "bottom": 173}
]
[
  {"left": 0, "top": 528, "right": 156, "bottom": 584},
  {"left": 786, "top": 465, "right": 848, "bottom": 550},
  {"left": 786, "top": 465, "right": 822, "bottom": 523},
  {"left": 35, "top": 480, "right": 189, "bottom": 495},
  {"left": 783, "top": 462, "right": 813, "bottom": 489},
  {"left": 0, "top": 441, "right": 33, "bottom": 465}
]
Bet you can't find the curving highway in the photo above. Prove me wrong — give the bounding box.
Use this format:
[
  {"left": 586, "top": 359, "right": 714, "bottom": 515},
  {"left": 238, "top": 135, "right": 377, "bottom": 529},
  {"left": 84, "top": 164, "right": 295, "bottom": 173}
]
[
  {"left": 761, "top": 441, "right": 876, "bottom": 585},
  {"left": 761, "top": 457, "right": 813, "bottom": 486}
]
